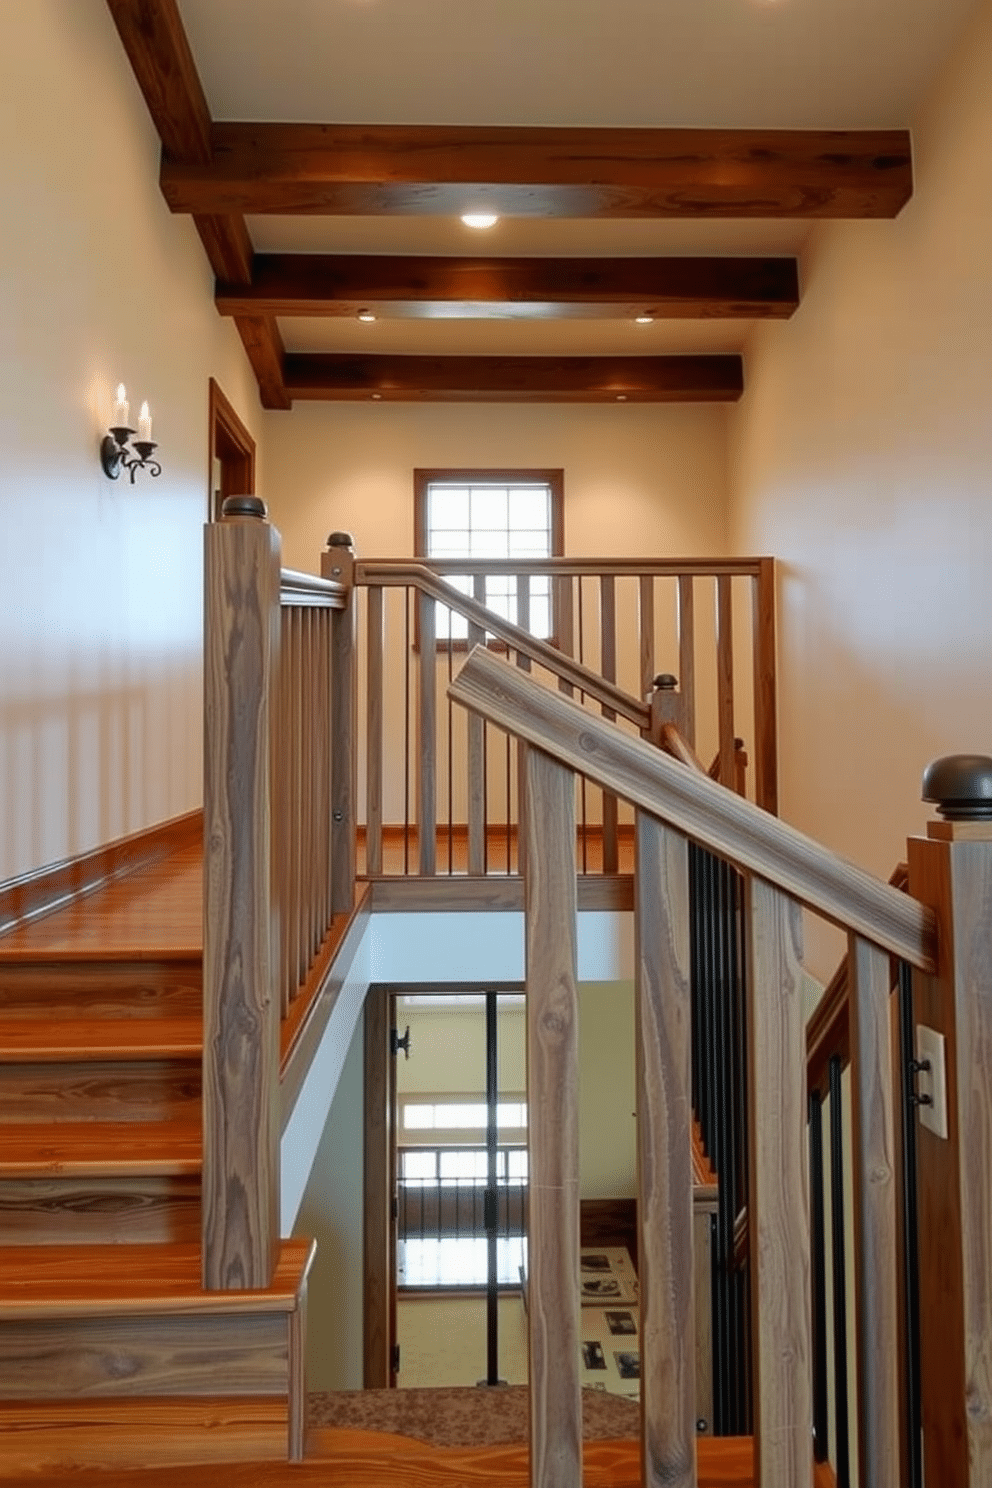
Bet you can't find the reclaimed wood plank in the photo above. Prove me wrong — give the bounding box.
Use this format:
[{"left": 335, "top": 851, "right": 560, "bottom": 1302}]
[
  {"left": 746, "top": 878, "right": 812, "bottom": 1488},
  {"left": 635, "top": 814, "right": 696, "bottom": 1486},
  {"left": 525, "top": 748, "right": 581, "bottom": 1488}
]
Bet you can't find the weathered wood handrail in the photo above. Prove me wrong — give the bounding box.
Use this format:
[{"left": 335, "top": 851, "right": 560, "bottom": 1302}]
[
  {"left": 357, "top": 560, "right": 649, "bottom": 729},
  {"left": 450, "top": 645, "right": 933, "bottom": 1488},
  {"left": 450, "top": 647, "right": 936, "bottom": 970},
  {"left": 279, "top": 567, "right": 348, "bottom": 608}
]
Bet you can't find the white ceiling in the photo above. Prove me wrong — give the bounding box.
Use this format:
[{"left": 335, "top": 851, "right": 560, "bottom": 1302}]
[{"left": 176, "top": 0, "right": 982, "bottom": 373}]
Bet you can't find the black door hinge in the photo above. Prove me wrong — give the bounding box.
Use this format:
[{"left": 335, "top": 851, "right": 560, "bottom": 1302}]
[
  {"left": 391, "top": 1343, "right": 401, "bottom": 1375},
  {"left": 391, "top": 1025, "right": 412, "bottom": 1059}
]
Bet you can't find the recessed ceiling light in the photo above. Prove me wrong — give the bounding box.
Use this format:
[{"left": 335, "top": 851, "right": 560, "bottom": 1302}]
[
  {"left": 616, "top": 394, "right": 628, "bottom": 402},
  {"left": 372, "top": 393, "right": 382, "bottom": 400},
  {"left": 635, "top": 315, "right": 654, "bottom": 324},
  {"left": 357, "top": 309, "right": 376, "bottom": 322},
  {"left": 461, "top": 212, "right": 499, "bottom": 229}
]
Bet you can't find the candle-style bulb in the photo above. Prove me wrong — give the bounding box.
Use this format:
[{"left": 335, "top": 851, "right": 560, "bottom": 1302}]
[
  {"left": 138, "top": 401, "right": 152, "bottom": 443},
  {"left": 113, "top": 384, "right": 129, "bottom": 428}
]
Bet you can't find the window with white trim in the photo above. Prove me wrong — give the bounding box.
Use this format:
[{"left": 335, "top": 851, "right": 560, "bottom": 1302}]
[{"left": 414, "top": 469, "right": 563, "bottom": 642}]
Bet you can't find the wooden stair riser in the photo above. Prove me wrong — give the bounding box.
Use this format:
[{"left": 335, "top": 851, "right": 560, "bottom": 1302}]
[
  {"left": 0, "top": 961, "right": 202, "bottom": 1018},
  {"left": 0, "top": 1312, "right": 291, "bottom": 1399},
  {"left": 0, "top": 1396, "right": 289, "bottom": 1472},
  {"left": 0, "top": 1177, "right": 201, "bottom": 1245},
  {"left": 0, "top": 1060, "right": 201, "bottom": 1124}
]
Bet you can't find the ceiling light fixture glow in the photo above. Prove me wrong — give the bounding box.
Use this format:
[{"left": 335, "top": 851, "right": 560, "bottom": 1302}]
[
  {"left": 357, "top": 309, "right": 376, "bottom": 322},
  {"left": 635, "top": 315, "right": 654, "bottom": 324},
  {"left": 461, "top": 212, "right": 499, "bottom": 229}
]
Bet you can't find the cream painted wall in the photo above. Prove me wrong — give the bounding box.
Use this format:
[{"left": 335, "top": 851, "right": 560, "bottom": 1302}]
[
  {"left": 728, "top": 0, "right": 992, "bottom": 972},
  {"left": 0, "top": 1, "right": 262, "bottom": 881},
  {"left": 263, "top": 401, "right": 731, "bottom": 823}
]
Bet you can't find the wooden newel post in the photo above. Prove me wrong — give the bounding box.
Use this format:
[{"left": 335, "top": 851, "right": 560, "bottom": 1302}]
[
  {"left": 323, "top": 532, "right": 357, "bottom": 914},
  {"left": 908, "top": 754, "right": 992, "bottom": 1487},
  {"left": 203, "top": 495, "right": 281, "bottom": 1290},
  {"left": 646, "top": 673, "right": 684, "bottom": 747}
]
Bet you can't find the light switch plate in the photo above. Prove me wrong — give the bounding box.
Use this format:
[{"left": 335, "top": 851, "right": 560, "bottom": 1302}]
[{"left": 916, "top": 1024, "right": 948, "bottom": 1140}]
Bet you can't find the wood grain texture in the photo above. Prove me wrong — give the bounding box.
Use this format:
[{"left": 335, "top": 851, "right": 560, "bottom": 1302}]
[
  {"left": 288, "top": 1279, "right": 307, "bottom": 1460},
  {"left": 417, "top": 592, "right": 438, "bottom": 876},
  {"left": 0, "top": 1311, "right": 288, "bottom": 1399},
  {"left": 162, "top": 123, "right": 913, "bottom": 219},
  {"left": 324, "top": 540, "right": 359, "bottom": 914},
  {"left": 716, "top": 575, "right": 735, "bottom": 789},
  {"left": 362, "top": 557, "right": 765, "bottom": 580},
  {"left": 638, "top": 574, "right": 655, "bottom": 705},
  {"left": 0, "top": 1174, "right": 200, "bottom": 1246},
  {"left": 234, "top": 316, "right": 291, "bottom": 411},
  {"left": 634, "top": 815, "right": 696, "bottom": 1486},
  {"left": 448, "top": 649, "right": 935, "bottom": 969},
  {"left": 524, "top": 748, "right": 582, "bottom": 1488},
  {"left": 0, "top": 1056, "right": 200, "bottom": 1125},
  {"left": 847, "top": 934, "right": 901, "bottom": 1488},
  {"left": 599, "top": 575, "right": 619, "bottom": 876},
  {"left": 0, "top": 1120, "right": 200, "bottom": 1177},
  {"left": 751, "top": 560, "right": 778, "bottom": 815},
  {"left": 467, "top": 578, "right": 487, "bottom": 876},
  {"left": 0, "top": 1396, "right": 289, "bottom": 1473},
  {"left": 216, "top": 253, "right": 800, "bottom": 319},
  {"left": 678, "top": 575, "right": 696, "bottom": 748},
  {"left": 0, "top": 812, "right": 201, "bottom": 941},
  {"left": 910, "top": 829, "right": 992, "bottom": 1487},
  {"left": 0, "top": 957, "right": 201, "bottom": 1019},
  {"left": 746, "top": 878, "right": 812, "bottom": 1488},
  {"left": 283, "top": 353, "right": 743, "bottom": 403},
  {"left": 366, "top": 586, "right": 385, "bottom": 877},
  {"left": 104, "top": 0, "right": 212, "bottom": 162},
  {"left": 202, "top": 513, "right": 282, "bottom": 1289}
]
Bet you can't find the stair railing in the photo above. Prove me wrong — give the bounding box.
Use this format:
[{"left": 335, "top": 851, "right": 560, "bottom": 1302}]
[
  {"left": 202, "top": 497, "right": 347, "bottom": 1289},
  {"left": 449, "top": 645, "right": 937, "bottom": 1488},
  {"left": 354, "top": 553, "right": 776, "bottom": 881}
]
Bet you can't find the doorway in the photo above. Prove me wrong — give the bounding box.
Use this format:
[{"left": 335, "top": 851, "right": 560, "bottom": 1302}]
[{"left": 207, "top": 377, "right": 255, "bottom": 520}]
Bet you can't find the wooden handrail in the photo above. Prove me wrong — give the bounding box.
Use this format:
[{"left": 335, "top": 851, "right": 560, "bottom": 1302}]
[
  {"left": 660, "top": 720, "right": 708, "bottom": 773},
  {"left": 359, "top": 556, "right": 766, "bottom": 579},
  {"left": 355, "top": 560, "right": 650, "bottom": 731},
  {"left": 279, "top": 567, "right": 347, "bottom": 608},
  {"left": 449, "top": 647, "right": 936, "bottom": 970}
]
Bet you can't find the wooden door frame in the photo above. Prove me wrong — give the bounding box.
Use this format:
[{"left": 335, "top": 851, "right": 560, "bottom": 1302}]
[{"left": 208, "top": 377, "right": 256, "bottom": 521}]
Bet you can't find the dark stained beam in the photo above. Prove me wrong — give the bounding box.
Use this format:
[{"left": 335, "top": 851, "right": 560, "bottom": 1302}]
[
  {"left": 105, "top": 0, "right": 289, "bottom": 409},
  {"left": 282, "top": 354, "right": 743, "bottom": 403},
  {"left": 162, "top": 123, "right": 913, "bottom": 220},
  {"left": 235, "top": 317, "right": 292, "bottom": 410},
  {"left": 217, "top": 254, "right": 799, "bottom": 320}
]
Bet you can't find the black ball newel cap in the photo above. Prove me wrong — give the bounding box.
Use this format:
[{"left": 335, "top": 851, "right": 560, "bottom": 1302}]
[
  {"left": 653, "top": 673, "right": 678, "bottom": 691},
  {"left": 922, "top": 754, "right": 992, "bottom": 820},
  {"left": 327, "top": 531, "right": 355, "bottom": 549},
  {"left": 222, "top": 495, "right": 267, "bottom": 519}
]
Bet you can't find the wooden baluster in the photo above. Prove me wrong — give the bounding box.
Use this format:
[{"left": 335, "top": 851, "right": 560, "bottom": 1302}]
[
  {"left": 467, "top": 575, "right": 486, "bottom": 875},
  {"left": 639, "top": 573, "right": 655, "bottom": 704},
  {"left": 320, "top": 606, "right": 332, "bottom": 927},
  {"left": 600, "top": 573, "right": 619, "bottom": 874},
  {"left": 275, "top": 607, "right": 290, "bottom": 1017},
  {"left": 752, "top": 558, "right": 778, "bottom": 815},
  {"left": 516, "top": 574, "right": 531, "bottom": 878},
  {"left": 324, "top": 533, "right": 357, "bottom": 913},
  {"left": 524, "top": 747, "right": 581, "bottom": 1488},
  {"left": 288, "top": 605, "right": 303, "bottom": 996},
  {"left": 466, "top": 568, "right": 487, "bottom": 868},
  {"left": 203, "top": 497, "right": 280, "bottom": 1290},
  {"left": 555, "top": 573, "right": 574, "bottom": 698},
  {"left": 677, "top": 574, "right": 696, "bottom": 749},
  {"left": 848, "top": 934, "right": 901, "bottom": 1488},
  {"left": 417, "top": 587, "right": 437, "bottom": 875},
  {"left": 716, "top": 575, "right": 735, "bottom": 789},
  {"left": 302, "top": 607, "right": 315, "bottom": 967},
  {"left": 635, "top": 812, "right": 697, "bottom": 1487},
  {"left": 909, "top": 759, "right": 992, "bottom": 1488},
  {"left": 365, "top": 585, "right": 384, "bottom": 876},
  {"left": 746, "top": 876, "right": 812, "bottom": 1486}
]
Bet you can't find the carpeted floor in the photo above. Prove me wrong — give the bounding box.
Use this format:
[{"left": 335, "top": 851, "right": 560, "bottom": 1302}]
[{"left": 308, "top": 1386, "right": 640, "bottom": 1447}]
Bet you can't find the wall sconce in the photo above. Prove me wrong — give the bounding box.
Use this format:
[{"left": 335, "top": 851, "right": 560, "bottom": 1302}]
[{"left": 100, "top": 384, "right": 162, "bottom": 483}]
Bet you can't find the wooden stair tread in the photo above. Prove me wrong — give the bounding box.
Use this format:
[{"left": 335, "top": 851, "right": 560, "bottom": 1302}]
[
  {"left": 0, "top": 1015, "right": 201, "bottom": 1061},
  {"left": 0, "top": 1121, "right": 201, "bottom": 1178},
  {"left": 0, "top": 1239, "right": 315, "bottom": 1317}
]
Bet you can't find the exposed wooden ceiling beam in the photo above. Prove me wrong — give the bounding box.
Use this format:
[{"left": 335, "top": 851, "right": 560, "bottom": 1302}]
[
  {"left": 162, "top": 123, "right": 913, "bottom": 220},
  {"left": 282, "top": 354, "right": 743, "bottom": 402},
  {"left": 105, "top": 0, "right": 290, "bottom": 409},
  {"left": 217, "top": 254, "right": 799, "bottom": 320}
]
